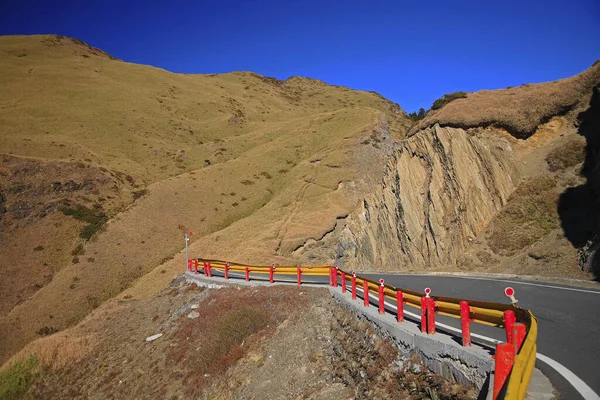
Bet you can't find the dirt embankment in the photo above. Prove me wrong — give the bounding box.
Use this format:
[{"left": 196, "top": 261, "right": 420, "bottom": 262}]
[{"left": 1, "top": 280, "right": 476, "bottom": 400}]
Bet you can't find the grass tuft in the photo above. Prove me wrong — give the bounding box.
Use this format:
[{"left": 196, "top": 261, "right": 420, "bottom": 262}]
[
  {"left": 488, "top": 176, "right": 558, "bottom": 254},
  {"left": 546, "top": 139, "right": 585, "bottom": 172},
  {"left": 132, "top": 189, "right": 149, "bottom": 200},
  {"left": 36, "top": 327, "right": 58, "bottom": 337},
  {"left": 0, "top": 356, "right": 39, "bottom": 400}
]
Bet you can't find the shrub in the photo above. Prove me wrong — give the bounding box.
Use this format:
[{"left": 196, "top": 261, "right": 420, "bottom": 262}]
[
  {"left": 546, "top": 139, "right": 585, "bottom": 172},
  {"left": 431, "top": 91, "right": 468, "bottom": 110},
  {"left": 71, "top": 243, "right": 84, "bottom": 256},
  {"left": 36, "top": 326, "right": 58, "bottom": 336},
  {"left": 0, "top": 356, "right": 39, "bottom": 399},
  {"left": 132, "top": 189, "right": 148, "bottom": 200},
  {"left": 488, "top": 176, "right": 558, "bottom": 254},
  {"left": 60, "top": 204, "right": 107, "bottom": 240},
  {"left": 33, "top": 245, "right": 44, "bottom": 251}
]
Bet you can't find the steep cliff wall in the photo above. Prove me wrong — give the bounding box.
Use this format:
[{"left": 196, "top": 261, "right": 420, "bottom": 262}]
[{"left": 337, "top": 124, "right": 518, "bottom": 270}]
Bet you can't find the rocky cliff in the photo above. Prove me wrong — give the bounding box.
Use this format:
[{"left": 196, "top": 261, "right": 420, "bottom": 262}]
[
  {"left": 331, "top": 63, "right": 600, "bottom": 277},
  {"left": 336, "top": 125, "right": 518, "bottom": 270}
]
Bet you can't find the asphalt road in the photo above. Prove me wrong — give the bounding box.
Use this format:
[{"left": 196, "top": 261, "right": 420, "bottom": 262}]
[{"left": 361, "top": 273, "right": 600, "bottom": 400}]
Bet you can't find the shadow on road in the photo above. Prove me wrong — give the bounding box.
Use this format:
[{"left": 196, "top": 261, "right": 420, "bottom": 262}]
[{"left": 557, "top": 86, "right": 600, "bottom": 281}]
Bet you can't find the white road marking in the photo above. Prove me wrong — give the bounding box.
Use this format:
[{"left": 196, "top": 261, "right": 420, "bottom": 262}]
[
  {"left": 384, "top": 274, "right": 600, "bottom": 294},
  {"left": 536, "top": 353, "right": 600, "bottom": 400},
  {"left": 353, "top": 287, "right": 600, "bottom": 400}
]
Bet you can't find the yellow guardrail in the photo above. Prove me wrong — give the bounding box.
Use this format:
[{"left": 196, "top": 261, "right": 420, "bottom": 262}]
[
  {"left": 506, "top": 310, "right": 537, "bottom": 400},
  {"left": 192, "top": 258, "right": 537, "bottom": 400}
]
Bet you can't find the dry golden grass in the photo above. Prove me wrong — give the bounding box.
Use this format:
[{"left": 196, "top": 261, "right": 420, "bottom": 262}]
[
  {"left": 0, "top": 154, "right": 133, "bottom": 316},
  {"left": 0, "top": 34, "right": 412, "bottom": 365},
  {"left": 410, "top": 62, "right": 600, "bottom": 137},
  {"left": 0, "top": 330, "right": 94, "bottom": 376},
  {"left": 0, "top": 34, "right": 411, "bottom": 185},
  {"left": 546, "top": 138, "right": 586, "bottom": 172},
  {"left": 487, "top": 176, "right": 559, "bottom": 254}
]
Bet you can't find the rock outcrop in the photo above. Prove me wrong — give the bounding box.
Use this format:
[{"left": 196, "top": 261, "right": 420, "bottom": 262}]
[{"left": 337, "top": 124, "right": 518, "bottom": 270}]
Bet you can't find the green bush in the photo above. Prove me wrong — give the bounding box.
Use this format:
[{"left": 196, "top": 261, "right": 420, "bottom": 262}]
[
  {"left": 431, "top": 91, "right": 468, "bottom": 110},
  {"left": 59, "top": 204, "right": 107, "bottom": 240},
  {"left": 0, "top": 356, "right": 39, "bottom": 400},
  {"left": 408, "top": 108, "right": 426, "bottom": 122}
]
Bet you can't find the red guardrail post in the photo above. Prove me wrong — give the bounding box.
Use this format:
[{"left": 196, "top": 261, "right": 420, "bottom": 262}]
[
  {"left": 427, "top": 298, "right": 436, "bottom": 334},
  {"left": 460, "top": 300, "right": 471, "bottom": 346},
  {"left": 512, "top": 323, "right": 527, "bottom": 354},
  {"left": 493, "top": 342, "right": 515, "bottom": 399},
  {"left": 363, "top": 280, "right": 369, "bottom": 307},
  {"left": 341, "top": 272, "right": 346, "bottom": 293},
  {"left": 194, "top": 259, "right": 198, "bottom": 274},
  {"left": 245, "top": 267, "right": 250, "bottom": 281},
  {"left": 378, "top": 279, "right": 385, "bottom": 314},
  {"left": 351, "top": 272, "right": 357, "bottom": 300},
  {"left": 187, "top": 259, "right": 192, "bottom": 272},
  {"left": 297, "top": 267, "right": 301, "bottom": 286},
  {"left": 504, "top": 310, "right": 516, "bottom": 343},
  {"left": 207, "top": 262, "right": 212, "bottom": 277},
  {"left": 420, "top": 296, "right": 427, "bottom": 333},
  {"left": 224, "top": 262, "right": 229, "bottom": 280},
  {"left": 396, "top": 291, "right": 404, "bottom": 322},
  {"left": 269, "top": 264, "right": 274, "bottom": 284},
  {"left": 333, "top": 265, "right": 338, "bottom": 287}
]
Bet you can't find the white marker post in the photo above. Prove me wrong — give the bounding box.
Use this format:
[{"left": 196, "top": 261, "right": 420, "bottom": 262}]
[
  {"left": 185, "top": 231, "right": 192, "bottom": 271},
  {"left": 378, "top": 279, "right": 385, "bottom": 314}
]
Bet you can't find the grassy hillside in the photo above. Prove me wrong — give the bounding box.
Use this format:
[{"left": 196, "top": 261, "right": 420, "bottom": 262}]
[
  {"left": 409, "top": 62, "right": 600, "bottom": 138},
  {"left": 0, "top": 34, "right": 412, "bottom": 363},
  {"left": 1, "top": 34, "right": 409, "bottom": 184}
]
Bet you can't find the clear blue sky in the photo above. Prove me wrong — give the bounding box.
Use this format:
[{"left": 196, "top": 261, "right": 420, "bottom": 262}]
[{"left": 2, "top": 0, "right": 599, "bottom": 112}]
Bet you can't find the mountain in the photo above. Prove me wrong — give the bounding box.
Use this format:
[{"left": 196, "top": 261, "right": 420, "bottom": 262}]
[
  {"left": 1, "top": 34, "right": 598, "bottom": 368},
  {"left": 0, "top": 34, "right": 411, "bottom": 363}
]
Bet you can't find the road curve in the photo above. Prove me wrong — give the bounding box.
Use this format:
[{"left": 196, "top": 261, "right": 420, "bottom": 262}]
[{"left": 361, "top": 273, "right": 600, "bottom": 400}]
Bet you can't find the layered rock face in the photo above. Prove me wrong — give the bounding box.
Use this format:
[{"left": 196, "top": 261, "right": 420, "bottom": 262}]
[{"left": 337, "top": 124, "right": 519, "bottom": 270}]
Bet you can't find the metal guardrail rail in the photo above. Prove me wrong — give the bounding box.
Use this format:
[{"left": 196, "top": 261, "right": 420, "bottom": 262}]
[{"left": 189, "top": 258, "right": 537, "bottom": 400}]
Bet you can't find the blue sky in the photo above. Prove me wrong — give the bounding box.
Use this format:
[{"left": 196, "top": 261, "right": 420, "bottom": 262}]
[{"left": 2, "top": 0, "right": 599, "bottom": 112}]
